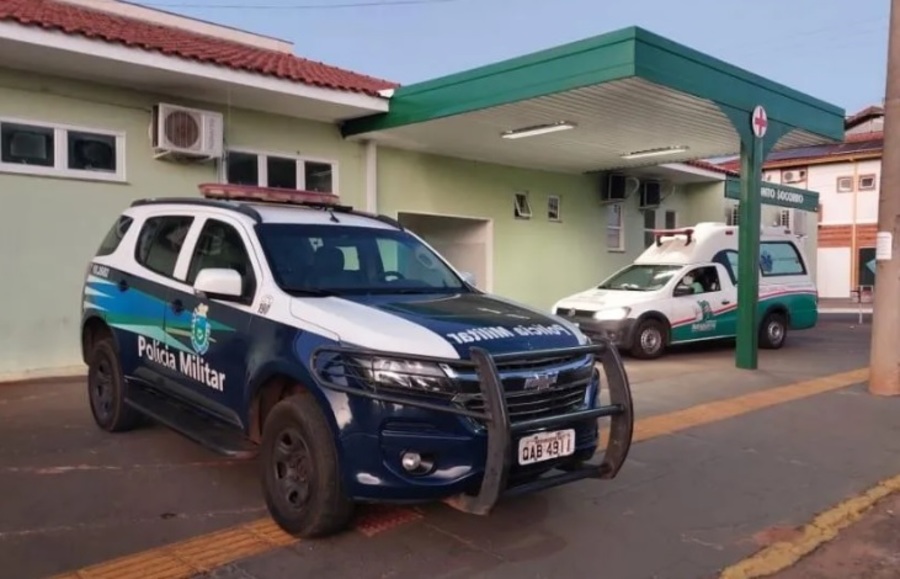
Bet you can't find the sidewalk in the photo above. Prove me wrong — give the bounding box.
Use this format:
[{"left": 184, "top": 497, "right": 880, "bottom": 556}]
[
  {"left": 772, "top": 489, "right": 900, "bottom": 579},
  {"left": 818, "top": 297, "right": 872, "bottom": 315}
]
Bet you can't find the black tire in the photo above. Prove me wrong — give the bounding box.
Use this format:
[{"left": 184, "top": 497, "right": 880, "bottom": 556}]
[
  {"left": 630, "top": 318, "right": 667, "bottom": 359},
  {"left": 759, "top": 311, "right": 788, "bottom": 349},
  {"left": 87, "top": 337, "right": 142, "bottom": 432},
  {"left": 260, "top": 391, "right": 355, "bottom": 538}
]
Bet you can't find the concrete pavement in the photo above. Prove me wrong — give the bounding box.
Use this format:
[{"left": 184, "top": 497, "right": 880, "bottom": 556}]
[{"left": 0, "top": 317, "right": 888, "bottom": 579}]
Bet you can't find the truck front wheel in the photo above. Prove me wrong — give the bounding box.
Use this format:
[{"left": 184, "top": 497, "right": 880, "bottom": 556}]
[
  {"left": 260, "top": 390, "right": 355, "bottom": 538},
  {"left": 630, "top": 318, "right": 667, "bottom": 359}
]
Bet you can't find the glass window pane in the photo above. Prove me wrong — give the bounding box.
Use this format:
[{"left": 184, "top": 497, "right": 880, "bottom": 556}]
[
  {"left": 760, "top": 241, "right": 805, "bottom": 276},
  {"left": 96, "top": 215, "right": 133, "bottom": 256},
  {"left": 643, "top": 209, "right": 656, "bottom": 230},
  {"left": 187, "top": 219, "right": 256, "bottom": 297},
  {"left": 136, "top": 216, "right": 194, "bottom": 278},
  {"left": 305, "top": 161, "right": 333, "bottom": 192},
  {"left": 606, "top": 229, "right": 621, "bottom": 248},
  {"left": 606, "top": 203, "right": 621, "bottom": 227},
  {"left": 68, "top": 131, "right": 116, "bottom": 172},
  {"left": 267, "top": 156, "right": 297, "bottom": 189},
  {"left": 1, "top": 122, "right": 54, "bottom": 166},
  {"left": 226, "top": 152, "right": 258, "bottom": 186}
]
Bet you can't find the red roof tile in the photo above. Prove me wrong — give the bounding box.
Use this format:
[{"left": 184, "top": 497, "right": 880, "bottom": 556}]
[
  {"left": 0, "top": 0, "right": 397, "bottom": 97},
  {"left": 684, "top": 159, "right": 738, "bottom": 176},
  {"left": 845, "top": 105, "right": 883, "bottom": 129},
  {"left": 713, "top": 131, "right": 884, "bottom": 173}
]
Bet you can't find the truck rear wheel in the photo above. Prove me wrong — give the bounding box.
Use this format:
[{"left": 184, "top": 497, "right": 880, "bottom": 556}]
[
  {"left": 630, "top": 318, "right": 667, "bottom": 359},
  {"left": 260, "top": 390, "right": 354, "bottom": 538},
  {"left": 759, "top": 311, "right": 788, "bottom": 349},
  {"left": 87, "top": 337, "right": 143, "bottom": 432}
]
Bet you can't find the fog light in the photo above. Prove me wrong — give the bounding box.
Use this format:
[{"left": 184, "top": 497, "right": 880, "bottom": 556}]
[{"left": 401, "top": 451, "right": 422, "bottom": 472}]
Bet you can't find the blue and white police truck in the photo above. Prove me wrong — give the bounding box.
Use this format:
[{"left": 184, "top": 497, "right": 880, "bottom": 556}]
[{"left": 80, "top": 185, "right": 634, "bottom": 537}]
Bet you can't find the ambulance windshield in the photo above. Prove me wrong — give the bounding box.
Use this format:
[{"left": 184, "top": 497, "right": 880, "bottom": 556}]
[{"left": 597, "top": 264, "right": 682, "bottom": 291}]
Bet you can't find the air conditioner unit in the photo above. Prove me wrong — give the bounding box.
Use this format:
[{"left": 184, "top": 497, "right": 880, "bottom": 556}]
[
  {"left": 782, "top": 169, "right": 807, "bottom": 184},
  {"left": 639, "top": 180, "right": 662, "bottom": 208},
  {"left": 602, "top": 173, "right": 638, "bottom": 203},
  {"left": 151, "top": 103, "right": 224, "bottom": 161}
]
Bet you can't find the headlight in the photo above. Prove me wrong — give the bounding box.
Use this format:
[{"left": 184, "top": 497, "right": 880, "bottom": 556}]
[
  {"left": 593, "top": 306, "right": 630, "bottom": 321},
  {"left": 352, "top": 356, "right": 456, "bottom": 394}
]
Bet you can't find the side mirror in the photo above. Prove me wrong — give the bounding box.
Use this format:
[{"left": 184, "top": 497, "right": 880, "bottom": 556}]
[
  {"left": 673, "top": 285, "right": 694, "bottom": 297},
  {"left": 460, "top": 271, "right": 477, "bottom": 287},
  {"left": 194, "top": 268, "right": 243, "bottom": 300}
]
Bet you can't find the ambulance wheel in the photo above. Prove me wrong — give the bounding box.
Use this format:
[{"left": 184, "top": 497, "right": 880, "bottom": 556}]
[
  {"left": 630, "top": 318, "right": 667, "bottom": 359},
  {"left": 87, "top": 337, "right": 142, "bottom": 432},
  {"left": 759, "top": 311, "right": 788, "bottom": 349},
  {"left": 260, "top": 390, "right": 355, "bottom": 538}
]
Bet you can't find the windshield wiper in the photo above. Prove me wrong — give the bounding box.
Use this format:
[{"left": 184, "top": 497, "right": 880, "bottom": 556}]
[{"left": 283, "top": 288, "right": 337, "bottom": 297}]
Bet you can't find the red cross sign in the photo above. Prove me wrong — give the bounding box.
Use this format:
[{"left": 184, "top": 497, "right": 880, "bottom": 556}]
[{"left": 752, "top": 105, "right": 768, "bottom": 138}]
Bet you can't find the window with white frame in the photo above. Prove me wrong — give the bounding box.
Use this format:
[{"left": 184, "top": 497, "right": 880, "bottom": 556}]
[
  {"left": 606, "top": 203, "right": 624, "bottom": 251},
  {"left": 858, "top": 174, "right": 878, "bottom": 191},
  {"left": 548, "top": 194, "right": 561, "bottom": 221},
  {"left": 0, "top": 118, "right": 125, "bottom": 181},
  {"left": 514, "top": 191, "right": 532, "bottom": 219},
  {"left": 836, "top": 176, "right": 854, "bottom": 193},
  {"left": 224, "top": 149, "right": 337, "bottom": 194}
]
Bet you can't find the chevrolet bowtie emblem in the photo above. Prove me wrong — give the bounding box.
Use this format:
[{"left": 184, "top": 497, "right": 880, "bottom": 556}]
[{"left": 524, "top": 372, "right": 558, "bottom": 391}]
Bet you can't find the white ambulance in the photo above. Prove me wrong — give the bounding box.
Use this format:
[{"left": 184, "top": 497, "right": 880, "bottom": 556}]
[{"left": 551, "top": 222, "right": 818, "bottom": 359}]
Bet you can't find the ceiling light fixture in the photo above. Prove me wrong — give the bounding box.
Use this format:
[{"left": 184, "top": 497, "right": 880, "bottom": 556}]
[
  {"left": 621, "top": 146, "right": 690, "bottom": 160},
  {"left": 501, "top": 121, "right": 576, "bottom": 140}
]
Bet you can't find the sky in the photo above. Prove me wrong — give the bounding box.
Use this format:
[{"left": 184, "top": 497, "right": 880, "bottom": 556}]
[{"left": 137, "top": 0, "right": 889, "bottom": 115}]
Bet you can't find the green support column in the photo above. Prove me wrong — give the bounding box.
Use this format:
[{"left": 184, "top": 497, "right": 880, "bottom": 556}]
[
  {"left": 735, "top": 135, "right": 764, "bottom": 369},
  {"left": 718, "top": 104, "right": 791, "bottom": 370}
]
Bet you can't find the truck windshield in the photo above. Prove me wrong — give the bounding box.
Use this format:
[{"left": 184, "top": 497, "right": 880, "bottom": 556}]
[
  {"left": 256, "top": 223, "right": 469, "bottom": 295},
  {"left": 597, "top": 264, "right": 683, "bottom": 291}
]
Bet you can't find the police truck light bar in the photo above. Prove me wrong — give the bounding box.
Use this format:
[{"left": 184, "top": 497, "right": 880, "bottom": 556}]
[
  {"left": 650, "top": 228, "right": 695, "bottom": 247},
  {"left": 199, "top": 183, "right": 343, "bottom": 208}
]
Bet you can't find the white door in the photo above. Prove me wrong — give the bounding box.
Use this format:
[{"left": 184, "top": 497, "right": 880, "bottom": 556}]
[{"left": 816, "top": 247, "right": 851, "bottom": 298}]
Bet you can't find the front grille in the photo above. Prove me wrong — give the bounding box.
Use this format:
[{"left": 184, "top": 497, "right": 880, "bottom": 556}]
[
  {"left": 555, "top": 307, "right": 595, "bottom": 318},
  {"left": 460, "top": 379, "right": 590, "bottom": 423}
]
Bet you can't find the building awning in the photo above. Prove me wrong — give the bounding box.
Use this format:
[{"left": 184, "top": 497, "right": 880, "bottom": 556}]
[{"left": 342, "top": 27, "right": 845, "bottom": 173}]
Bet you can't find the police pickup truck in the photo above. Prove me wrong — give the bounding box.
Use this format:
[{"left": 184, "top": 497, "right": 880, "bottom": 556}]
[{"left": 80, "top": 185, "right": 634, "bottom": 538}]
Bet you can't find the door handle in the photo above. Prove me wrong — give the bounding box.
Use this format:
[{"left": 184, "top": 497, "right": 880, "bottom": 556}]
[
  {"left": 117, "top": 279, "right": 129, "bottom": 292},
  {"left": 170, "top": 299, "right": 184, "bottom": 314},
  {"left": 722, "top": 300, "right": 731, "bottom": 305}
]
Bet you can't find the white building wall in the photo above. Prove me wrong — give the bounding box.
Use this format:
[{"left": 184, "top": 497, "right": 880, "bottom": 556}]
[{"left": 806, "top": 160, "right": 880, "bottom": 225}]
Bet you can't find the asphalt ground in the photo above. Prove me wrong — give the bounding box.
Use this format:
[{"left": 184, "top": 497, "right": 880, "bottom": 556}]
[{"left": 0, "top": 314, "right": 885, "bottom": 579}]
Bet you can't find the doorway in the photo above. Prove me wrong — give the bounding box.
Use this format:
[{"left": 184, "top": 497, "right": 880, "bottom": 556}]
[{"left": 397, "top": 212, "right": 493, "bottom": 292}]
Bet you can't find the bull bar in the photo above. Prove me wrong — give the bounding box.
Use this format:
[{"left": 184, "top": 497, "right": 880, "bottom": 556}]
[{"left": 309, "top": 338, "right": 634, "bottom": 515}]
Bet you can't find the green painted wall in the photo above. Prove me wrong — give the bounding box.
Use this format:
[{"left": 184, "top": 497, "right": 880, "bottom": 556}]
[
  {"left": 0, "top": 68, "right": 365, "bottom": 378},
  {"left": 376, "top": 147, "right": 611, "bottom": 311}
]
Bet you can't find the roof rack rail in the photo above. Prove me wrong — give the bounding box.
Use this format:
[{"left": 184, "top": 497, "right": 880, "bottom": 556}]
[
  {"left": 130, "top": 197, "right": 262, "bottom": 222},
  {"left": 198, "top": 183, "right": 404, "bottom": 230}
]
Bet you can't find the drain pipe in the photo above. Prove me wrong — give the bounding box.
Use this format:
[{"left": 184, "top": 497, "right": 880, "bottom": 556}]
[{"left": 364, "top": 140, "right": 378, "bottom": 213}]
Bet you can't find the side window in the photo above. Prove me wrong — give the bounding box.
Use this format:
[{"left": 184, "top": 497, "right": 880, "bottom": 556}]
[
  {"left": 675, "top": 266, "right": 721, "bottom": 295},
  {"left": 135, "top": 216, "right": 194, "bottom": 278},
  {"left": 760, "top": 241, "right": 806, "bottom": 276},
  {"left": 712, "top": 250, "right": 739, "bottom": 285},
  {"left": 187, "top": 219, "right": 257, "bottom": 298},
  {"left": 96, "top": 215, "right": 133, "bottom": 256}
]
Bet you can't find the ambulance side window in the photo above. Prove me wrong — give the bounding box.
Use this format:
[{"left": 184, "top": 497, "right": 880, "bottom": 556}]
[{"left": 713, "top": 250, "right": 739, "bottom": 285}]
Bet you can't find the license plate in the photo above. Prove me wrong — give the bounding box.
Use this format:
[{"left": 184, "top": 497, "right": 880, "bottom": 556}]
[{"left": 517, "top": 429, "right": 576, "bottom": 465}]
